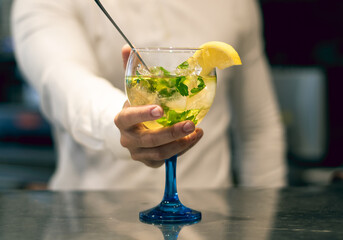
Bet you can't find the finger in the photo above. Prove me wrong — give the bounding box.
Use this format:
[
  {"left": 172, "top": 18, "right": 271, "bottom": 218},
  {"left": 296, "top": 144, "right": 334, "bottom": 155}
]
[
  {"left": 178, "top": 128, "right": 204, "bottom": 156},
  {"left": 140, "top": 159, "right": 165, "bottom": 168},
  {"left": 122, "top": 100, "right": 130, "bottom": 109},
  {"left": 125, "top": 120, "right": 196, "bottom": 148},
  {"left": 114, "top": 105, "right": 163, "bottom": 130},
  {"left": 130, "top": 129, "right": 202, "bottom": 161},
  {"left": 122, "top": 44, "right": 131, "bottom": 69},
  {"left": 129, "top": 129, "right": 202, "bottom": 168}
]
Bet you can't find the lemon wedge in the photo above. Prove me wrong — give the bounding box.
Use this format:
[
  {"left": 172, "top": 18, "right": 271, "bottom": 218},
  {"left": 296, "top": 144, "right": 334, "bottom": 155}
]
[{"left": 192, "top": 41, "right": 242, "bottom": 75}]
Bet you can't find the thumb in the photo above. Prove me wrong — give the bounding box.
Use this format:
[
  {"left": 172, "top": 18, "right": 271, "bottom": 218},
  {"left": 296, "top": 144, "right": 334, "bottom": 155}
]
[{"left": 121, "top": 44, "right": 131, "bottom": 69}]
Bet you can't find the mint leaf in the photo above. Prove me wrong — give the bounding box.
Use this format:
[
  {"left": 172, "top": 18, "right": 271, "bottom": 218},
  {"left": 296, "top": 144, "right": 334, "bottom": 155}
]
[
  {"left": 185, "top": 109, "right": 200, "bottom": 125},
  {"left": 177, "top": 61, "right": 189, "bottom": 70},
  {"left": 145, "top": 78, "right": 157, "bottom": 92},
  {"left": 153, "top": 77, "right": 177, "bottom": 97},
  {"left": 175, "top": 76, "right": 189, "bottom": 96},
  {"left": 156, "top": 109, "right": 200, "bottom": 126},
  {"left": 160, "top": 104, "right": 170, "bottom": 112},
  {"left": 131, "top": 76, "right": 156, "bottom": 93},
  {"left": 158, "top": 88, "right": 177, "bottom": 98},
  {"left": 190, "top": 76, "right": 206, "bottom": 96},
  {"left": 156, "top": 116, "right": 169, "bottom": 126},
  {"left": 159, "top": 67, "right": 171, "bottom": 76}
]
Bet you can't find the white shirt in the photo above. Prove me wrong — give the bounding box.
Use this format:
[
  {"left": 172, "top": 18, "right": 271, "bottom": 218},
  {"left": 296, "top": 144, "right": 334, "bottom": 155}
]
[{"left": 11, "top": 0, "right": 286, "bottom": 190}]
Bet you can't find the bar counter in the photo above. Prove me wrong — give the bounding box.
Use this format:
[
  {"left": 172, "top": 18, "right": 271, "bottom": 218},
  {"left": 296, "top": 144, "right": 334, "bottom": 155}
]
[{"left": 1, "top": 186, "right": 343, "bottom": 239}]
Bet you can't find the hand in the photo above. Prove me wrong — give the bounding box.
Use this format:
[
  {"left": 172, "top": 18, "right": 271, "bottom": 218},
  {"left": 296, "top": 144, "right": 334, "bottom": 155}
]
[
  {"left": 114, "top": 45, "right": 204, "bottom": 168},
  {"left": 114, "top": 101, "right": 203, "bottom": 168}
]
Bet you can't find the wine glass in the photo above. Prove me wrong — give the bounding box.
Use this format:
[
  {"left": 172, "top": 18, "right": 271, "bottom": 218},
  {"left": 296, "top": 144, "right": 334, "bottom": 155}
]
[{"left": 125, "top": 47, "right": 216, "bottom": 224}]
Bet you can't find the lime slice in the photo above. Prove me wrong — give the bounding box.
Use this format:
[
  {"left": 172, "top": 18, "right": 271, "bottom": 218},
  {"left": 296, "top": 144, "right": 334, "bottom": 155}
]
[{"left": 192, "top": 41, "right": 242, "bottom": 75}]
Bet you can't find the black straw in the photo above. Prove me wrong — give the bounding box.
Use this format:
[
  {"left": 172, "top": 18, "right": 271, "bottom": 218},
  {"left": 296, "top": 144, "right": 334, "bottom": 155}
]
[{"left": 94, "top": 0, "right": 149, "bottom": 70}]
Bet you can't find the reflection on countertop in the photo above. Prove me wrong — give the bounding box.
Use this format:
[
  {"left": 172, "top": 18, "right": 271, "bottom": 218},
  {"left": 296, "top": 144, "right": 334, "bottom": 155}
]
[{"left": 1, "top": 186, "right": 343, "bottom": 239}]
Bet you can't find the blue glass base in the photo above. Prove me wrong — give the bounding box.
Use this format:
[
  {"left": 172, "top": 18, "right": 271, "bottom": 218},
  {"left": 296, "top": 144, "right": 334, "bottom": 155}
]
[
  {"left": 140, "top": 155, "right": 201, "bottom": 224},
  {"left": 139, "top": 200, "right": 201, "bottom": 224}
]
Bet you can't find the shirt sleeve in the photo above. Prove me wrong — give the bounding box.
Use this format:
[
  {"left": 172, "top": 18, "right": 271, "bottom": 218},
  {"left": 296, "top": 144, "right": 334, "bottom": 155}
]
[
  {"left": 11, "top": 0, "right": 130, "bottom": 159},
  {"left": 229, "top": 1, "right": 287, "bottom": 187}
]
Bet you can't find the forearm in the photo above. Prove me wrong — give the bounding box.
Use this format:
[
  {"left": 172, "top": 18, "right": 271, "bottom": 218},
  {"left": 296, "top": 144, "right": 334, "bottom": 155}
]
[
  {"left": 11, "top": 0, "right": 128, "bottom": 157},
  {"left": 40, "top": 62, "right": 126, "bottom": 151}
]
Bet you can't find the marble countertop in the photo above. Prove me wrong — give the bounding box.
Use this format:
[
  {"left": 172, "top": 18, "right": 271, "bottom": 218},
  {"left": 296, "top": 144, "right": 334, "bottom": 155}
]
[{"left": 1, "top": 186, "right": 343, "bottom": 239}]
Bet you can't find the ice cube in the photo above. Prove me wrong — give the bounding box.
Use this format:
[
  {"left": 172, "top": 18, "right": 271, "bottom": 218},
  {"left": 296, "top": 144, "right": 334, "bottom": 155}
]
[
  {"left": 128, "top": 87, "right": 157, "bottom": 106},
  {"left": 186, "top": 78, "right": 216, "bottom": 110},
  {"left": 148, "top": 66, "right": 172, "bottom": 77},
  {"left": 175, "top": 67, "right": 189, "bottom": 76},
  {"left": 193, "top": 63, "right": 202, "bottom": 75},
  {"left": 175, "top": 57, "right": 202, "bottom": 76},
  {"left": 165, "top": 95, "right": 187, "bottom": 111},
  {"left": 136, "top": 63, "right": 151, "bottom": 76}
]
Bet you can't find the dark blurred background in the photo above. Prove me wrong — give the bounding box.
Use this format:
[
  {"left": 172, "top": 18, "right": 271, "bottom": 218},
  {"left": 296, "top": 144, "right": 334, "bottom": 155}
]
[
  {"left": 261, "top": 0, "right": 343, "bottom": 185},
  {"left": 0, "top": 0, "right": 342, "bottom": 189},
  {"left": 0, "top": 0, "right": 55, "bottom": 189}
]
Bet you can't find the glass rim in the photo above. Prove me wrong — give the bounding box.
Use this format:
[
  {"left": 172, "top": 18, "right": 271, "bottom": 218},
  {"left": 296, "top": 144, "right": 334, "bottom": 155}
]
[{"left": 132, "top": 47, "right": 201, "bottom": 52}]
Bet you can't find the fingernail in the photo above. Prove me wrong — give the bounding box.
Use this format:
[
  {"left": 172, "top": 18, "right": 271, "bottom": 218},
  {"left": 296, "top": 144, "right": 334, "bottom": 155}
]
[
  {"left": 151, "top": 107, "right": 162, "bottom": 117},
  {"left": 183, "top": 122, "right": 195, "bottom": 133}
]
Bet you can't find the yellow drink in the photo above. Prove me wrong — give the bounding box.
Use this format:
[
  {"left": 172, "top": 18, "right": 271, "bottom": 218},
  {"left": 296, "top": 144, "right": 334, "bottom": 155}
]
[{"left": 126, "top": 73, "right": 216, "bottom": 129}]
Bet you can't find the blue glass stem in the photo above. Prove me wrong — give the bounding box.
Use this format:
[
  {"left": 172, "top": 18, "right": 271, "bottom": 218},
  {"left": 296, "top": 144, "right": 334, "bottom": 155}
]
[
  {"left": 139, "top": 155, "right": 201, "bottom": 224},
  {"left": 163, "top": 155, "right": 179, "bottom": 203}
]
